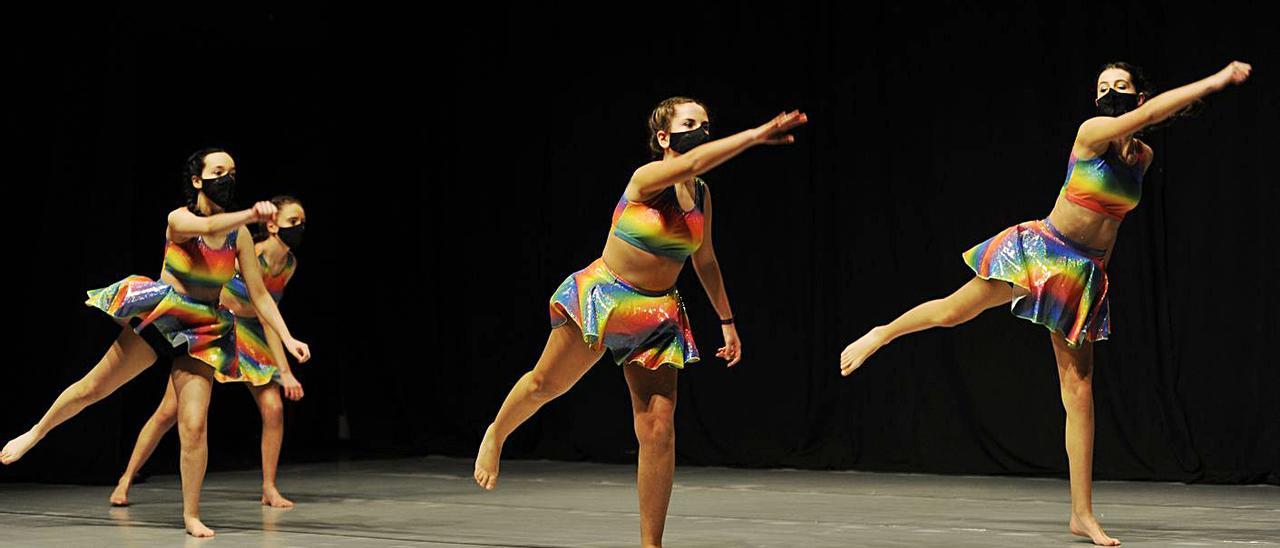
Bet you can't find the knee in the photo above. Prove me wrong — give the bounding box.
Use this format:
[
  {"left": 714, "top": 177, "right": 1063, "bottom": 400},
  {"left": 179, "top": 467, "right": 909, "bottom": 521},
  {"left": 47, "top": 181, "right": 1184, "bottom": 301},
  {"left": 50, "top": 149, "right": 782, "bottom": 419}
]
[
  {"left": 1059, "top": 377, "right": 1094, "bottom": 412},
  {"left": 634, "top": 414, "right": 675, "bottom": 452},
  {"left": 72, "top": 377, "right": 108, "bottom": 405},
  {"left": 259, "top": 398, "right": 284, "bottom": 426},
  {"left": 177, "top": 416, "right": 207, "bottom": 446},
  {"left": 933, "top": 300, "right": 969, "bottom": 328},
  {"left": 155, "top": 405, "right": 179, "bottom": 429},
  {"left": 526, "top": 371, "right": 570, "bottom": 401}
]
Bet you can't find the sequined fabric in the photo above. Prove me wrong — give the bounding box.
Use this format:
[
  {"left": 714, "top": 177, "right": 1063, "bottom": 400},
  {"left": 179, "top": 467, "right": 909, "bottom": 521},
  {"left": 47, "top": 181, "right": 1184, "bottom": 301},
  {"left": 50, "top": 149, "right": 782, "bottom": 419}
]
[
  {"left": 611, "top": 179, "right": 706, "bottom": 262},
  {"left": 232, "top": 315, "right": 281, "bottom": 385},
  {"left": 222, "top": 251, "right": 295, "bottom": 307},
  {"left": 962, "top": 219, "right": 1109, "bottom": 347},
  {"left": 549, "top": 258, "right": 699, "bottom": 370},
  {"left": 162, "top": 229, "right": 241, "bottom": 293},
  {"left": 1059, "top": 145, "right": 1145, "bottom": 220},
  {"left": 85, "top": 275, "right": 242, "bottom": 379}
]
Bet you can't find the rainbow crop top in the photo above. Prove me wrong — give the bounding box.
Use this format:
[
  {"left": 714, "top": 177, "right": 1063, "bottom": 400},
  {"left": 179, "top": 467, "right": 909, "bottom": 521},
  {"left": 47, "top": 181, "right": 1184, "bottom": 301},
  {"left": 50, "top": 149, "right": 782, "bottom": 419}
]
[
  {"left": 611, "top": 179, "right": 706, "bottom": 262},
  {"left": 222, "top": 251, "right": 296, "bottom": 308},
  {"left": 1059, "top": 144, "right": 1146, "bottom": 220},
  {"left": 162, "top": 229, "right": 240, "bottom": 297}
]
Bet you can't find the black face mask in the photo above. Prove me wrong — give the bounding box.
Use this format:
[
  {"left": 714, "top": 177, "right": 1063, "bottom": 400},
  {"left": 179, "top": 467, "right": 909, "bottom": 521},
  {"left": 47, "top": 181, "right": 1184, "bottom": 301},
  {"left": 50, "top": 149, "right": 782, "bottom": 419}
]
[
  {"left": 200, "top": 173, "right": 237, "bottom": 209},
  {"left": 276, "top": 224, "right": 305, "bottom": 250},
  {"left": 1096, "top": 90, "right": 1140, "bottom": 117},
  {"left": 667, "top": 124, "right": 711, "bottom": 154}
]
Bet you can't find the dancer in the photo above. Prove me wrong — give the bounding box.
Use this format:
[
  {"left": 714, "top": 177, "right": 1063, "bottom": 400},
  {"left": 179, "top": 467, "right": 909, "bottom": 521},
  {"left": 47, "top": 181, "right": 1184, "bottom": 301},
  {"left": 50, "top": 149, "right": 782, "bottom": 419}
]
[
  {"left": 1, "top": 149, "right": 311, "bottom": 537},
  {"left": 110, "top": 195, "right": 308, "bottom": 509},
  {"left": 473, "top": 98, "right": 806, "bottom": 547},
  {"left": 839, "top": 61, "right": 1252, "bottom": 545}
]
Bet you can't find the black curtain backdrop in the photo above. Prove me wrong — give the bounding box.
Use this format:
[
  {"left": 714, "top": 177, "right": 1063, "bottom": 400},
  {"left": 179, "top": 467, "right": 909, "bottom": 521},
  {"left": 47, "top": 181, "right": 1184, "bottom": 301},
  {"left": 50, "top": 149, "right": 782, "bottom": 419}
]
[{"left": 6, "top": 3, "right": 1277, "bottom": 487}]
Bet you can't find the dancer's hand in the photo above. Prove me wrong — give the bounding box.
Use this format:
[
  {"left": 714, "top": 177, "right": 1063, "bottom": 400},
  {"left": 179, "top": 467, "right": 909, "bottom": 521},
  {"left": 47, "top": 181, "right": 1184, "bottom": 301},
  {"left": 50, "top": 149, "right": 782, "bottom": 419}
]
[
  {"left": 250, "top": 201, "right": 279, "bottom": 223},
  {"left": 751, "top": 110, "right": 808, "bottom": 145},
  {"left": 716, "top": 324, "right": 742, "bottom": 367},
  {"left": 1211, "top": 61, "right": 1252, "bottom": 90},
  {"left": 279, "top": 371, "right": 305, "bottom": 401},
  {"left": 285, "top": 338, "right": 311, "bottom": 363}
]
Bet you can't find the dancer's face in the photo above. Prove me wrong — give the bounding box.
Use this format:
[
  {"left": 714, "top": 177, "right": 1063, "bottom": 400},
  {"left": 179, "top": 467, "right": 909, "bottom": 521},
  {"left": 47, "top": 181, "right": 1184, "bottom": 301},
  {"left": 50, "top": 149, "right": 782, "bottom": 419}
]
[
  {"left": 268, "top": 203, "right": 306, "bottom": 234},
  {"left": 192, "top": 152, "right": 235, "bottom": 185},
  {"left": 656, "top": 102, "right": 710, "bottom": 151},
  {"left": 1095, "top": 68, "right": 1145, "bottom": 106}
]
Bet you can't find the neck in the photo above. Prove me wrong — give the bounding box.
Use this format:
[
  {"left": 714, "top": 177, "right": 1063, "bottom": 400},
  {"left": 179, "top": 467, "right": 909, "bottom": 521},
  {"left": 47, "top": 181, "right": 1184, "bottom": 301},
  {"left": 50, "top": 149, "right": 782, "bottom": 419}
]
[{"left": 194, "top": 194, "right": 223, "bottom": 216}]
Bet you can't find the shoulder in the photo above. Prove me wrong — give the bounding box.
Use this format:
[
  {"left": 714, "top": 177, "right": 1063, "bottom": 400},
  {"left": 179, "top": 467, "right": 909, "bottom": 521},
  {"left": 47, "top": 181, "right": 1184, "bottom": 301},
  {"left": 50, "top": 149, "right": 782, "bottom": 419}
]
[
  {"left": 233, "top": 227, "right": 254, "bottom": 249},
  {"left": 1136, "top": 139, "right": 1154, "bottom": 159},
  {"left": 1077, "top": 116, "right": 1113, "bottom": 134},
  {"left": 166, "top": 206, "right": 194, "bottom": 224}
]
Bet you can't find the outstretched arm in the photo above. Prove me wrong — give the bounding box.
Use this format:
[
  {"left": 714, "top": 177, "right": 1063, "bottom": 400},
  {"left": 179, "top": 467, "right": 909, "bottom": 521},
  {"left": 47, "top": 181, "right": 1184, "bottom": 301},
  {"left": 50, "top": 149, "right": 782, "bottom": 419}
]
[
  {"left": 167, "top": 201, "right": 277, "bottom": 242},
  {"left": 628, "top": 111, "right": 807, "bottom": 200},
  {"left": 1076, "top": 61, "right": 1252, "bottom": 153}
]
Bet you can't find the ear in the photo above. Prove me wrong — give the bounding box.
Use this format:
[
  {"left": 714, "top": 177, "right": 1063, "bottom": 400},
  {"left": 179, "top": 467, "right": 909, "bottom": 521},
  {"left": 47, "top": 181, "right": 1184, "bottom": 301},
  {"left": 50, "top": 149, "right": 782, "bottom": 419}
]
[
  {"left": 191, "top": 175, "right": 203, "bottom": 189},
  {"left": 1137, "top": 93, "right": 1148, "bottom": 106},
  {"left": 267, "top": 220, "right": 279, "bottom": 235},
  {"left": 656, "top": 130, "right": 670, "bottom": 149}
]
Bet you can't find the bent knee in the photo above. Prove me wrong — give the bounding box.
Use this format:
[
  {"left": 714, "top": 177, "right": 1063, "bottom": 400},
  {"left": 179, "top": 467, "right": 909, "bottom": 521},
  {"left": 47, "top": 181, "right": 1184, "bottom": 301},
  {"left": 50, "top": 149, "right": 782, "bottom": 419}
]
[
  {"left": 527, "top": 372, "right": 571, "bottom": 401},
  {"left": 934, "top": 305, "right": 971, "bottom": 328},
  {"left": 73, "top": 378, "right": 111, "bottom": 405},
  {"left": 155, "top": 405, "right": 179, "bottom": 429}
]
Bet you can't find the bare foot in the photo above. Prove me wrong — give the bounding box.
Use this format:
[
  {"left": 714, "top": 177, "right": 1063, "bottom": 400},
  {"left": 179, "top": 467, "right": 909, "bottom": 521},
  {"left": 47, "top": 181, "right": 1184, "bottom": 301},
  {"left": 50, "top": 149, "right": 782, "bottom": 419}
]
[
  {"left": 184, "top": 515, "right": 215, "bottom": 538},
  {"left": 1070, "top": 513, "right": 1120, "bottom": 546},
  {"left": 0, "top": 430, "right": 42, "bottom": 465},
  {"left": 109, "top": 481, "right": 131, "bottom": 507},
  {"left": 261, "top": 486, "right": 295, "bottom": 508},
  {"left": 473, "top": 424, "right": 502, "bottom": 491},
  {"left": 839, "top": 327, "right": 888, "bottom": 376}
]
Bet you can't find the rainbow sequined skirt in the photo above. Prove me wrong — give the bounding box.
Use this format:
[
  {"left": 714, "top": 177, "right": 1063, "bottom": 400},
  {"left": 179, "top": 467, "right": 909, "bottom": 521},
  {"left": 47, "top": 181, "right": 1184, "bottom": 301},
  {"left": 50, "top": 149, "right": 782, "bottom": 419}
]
[
  {"left": 85, "top": 275, "right": 246, "bottom": 381},
  {"left": 962, "top": 219, "right": 1109, "bottom": 347},
  {"left": 232, "top": 315, "right": 281, "bottom": 386},
  {"left": 549, "top": 258, "right": 699, "bottom": 370}
]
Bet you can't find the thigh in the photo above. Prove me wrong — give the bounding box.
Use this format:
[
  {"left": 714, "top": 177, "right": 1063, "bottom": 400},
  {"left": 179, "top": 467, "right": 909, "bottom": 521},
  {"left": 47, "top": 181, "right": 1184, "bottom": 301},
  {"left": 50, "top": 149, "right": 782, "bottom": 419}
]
[
  {"left": 247, "top": 382, "right": 282, "bottom": 411},
  {"left": 170, "top": 357, "right": 215, "bottom": 417},
  {"left": 79, "top": 326, "right": 160, "bottom": 395},
  {"left": 623, "top": 365, "right": 678, "bottom": 417},
  {"left": 1050, "top": 332, "right": 1094, "bottom": 381},
  {"left": 533, "top": 321, "right": 607, "bottom": 388},
  {"left": 949, "top": 276, "right": 1027, "bottom": 311}
]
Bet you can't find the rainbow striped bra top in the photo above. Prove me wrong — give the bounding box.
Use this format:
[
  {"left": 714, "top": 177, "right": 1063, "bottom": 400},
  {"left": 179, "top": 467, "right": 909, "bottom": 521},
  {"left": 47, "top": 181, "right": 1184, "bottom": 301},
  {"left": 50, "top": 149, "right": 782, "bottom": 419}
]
[
  {"left": 1059, "top": 144, "right": 1145, "bottom": 220},
  {"left": 222, "top": 251, "right": 295, "bottom": 307},
  {"left": 162, "top": 229, "right": 240, "bottom": 296},
  {"left": 611, "top": 179, "right": 706, "bottom": 262}
]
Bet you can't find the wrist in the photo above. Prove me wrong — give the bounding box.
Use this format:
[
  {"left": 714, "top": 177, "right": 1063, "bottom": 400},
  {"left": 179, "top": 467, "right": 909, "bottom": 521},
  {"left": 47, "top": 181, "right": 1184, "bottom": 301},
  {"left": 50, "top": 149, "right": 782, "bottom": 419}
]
[{"left": 719, "top": 316, "right": 735, "bottom": 325}]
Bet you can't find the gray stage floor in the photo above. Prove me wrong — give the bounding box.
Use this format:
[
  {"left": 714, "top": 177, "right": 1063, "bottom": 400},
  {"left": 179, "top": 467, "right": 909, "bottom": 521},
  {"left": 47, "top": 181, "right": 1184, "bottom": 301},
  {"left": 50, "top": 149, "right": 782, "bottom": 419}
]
[{"left": 0, "top": 456, "right": 1276, "bottom": 547}]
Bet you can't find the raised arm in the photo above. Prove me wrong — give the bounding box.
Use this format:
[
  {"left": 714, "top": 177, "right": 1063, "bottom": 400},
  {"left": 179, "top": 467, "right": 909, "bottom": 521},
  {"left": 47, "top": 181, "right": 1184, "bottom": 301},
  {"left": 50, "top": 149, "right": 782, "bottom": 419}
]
[
  {"left": 1076, "top": 61, "right": 1251, "bottom": 153},
  {"left": 236, "top": 229, "right": 310, "bottom": 363},
  {"left": 628, "top": 111, "right": 807, "bottom": 199},
  {"left": 167, "top": 201, "right": 278, "bottom": 242}
]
